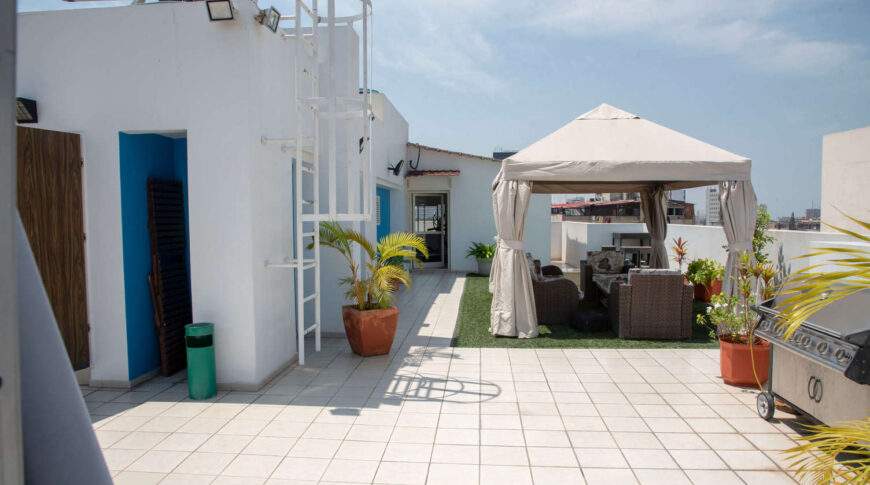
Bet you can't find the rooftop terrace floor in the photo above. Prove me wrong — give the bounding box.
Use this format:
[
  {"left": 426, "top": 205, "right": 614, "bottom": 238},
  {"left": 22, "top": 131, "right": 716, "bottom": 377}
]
[{"left": 85, "top": 272, "right": 806, "bottom": 484}]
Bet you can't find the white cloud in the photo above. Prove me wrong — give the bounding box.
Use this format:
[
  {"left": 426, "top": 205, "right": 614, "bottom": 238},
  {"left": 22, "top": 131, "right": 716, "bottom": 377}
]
[
  {"left": 529, "top": 0, "right": 860, "bottom": 74},
  {"left": 372, "top": 0, "right": 509, "bottom": 95},
  {"left": 370, "top": 0, "right": 862, "bottom": 95}
]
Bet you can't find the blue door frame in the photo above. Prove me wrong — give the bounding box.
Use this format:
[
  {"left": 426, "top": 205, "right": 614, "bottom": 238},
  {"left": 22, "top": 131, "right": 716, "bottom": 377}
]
[{"left": 376, "top": 186, "right": 390, "bottom": 242}]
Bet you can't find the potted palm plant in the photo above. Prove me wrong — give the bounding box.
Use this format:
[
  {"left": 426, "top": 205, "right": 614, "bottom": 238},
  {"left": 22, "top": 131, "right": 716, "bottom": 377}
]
[
  {"left": 466, "top": 241, "right": 496, "bottom": 276},
  {"left": 696, "top": 251, "right": 772, "bottom": 386},
  {"left": 685, "top": 258, "right": 724, "bottom": 302},
  {"left": 311, "top": 221, "right": 427, "bottom": 357}
]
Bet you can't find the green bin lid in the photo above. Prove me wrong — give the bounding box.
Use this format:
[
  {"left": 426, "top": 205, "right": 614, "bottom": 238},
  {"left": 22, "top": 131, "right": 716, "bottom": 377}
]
[{"left": 185, "top": 322, "right": 214, "bottom": 336}]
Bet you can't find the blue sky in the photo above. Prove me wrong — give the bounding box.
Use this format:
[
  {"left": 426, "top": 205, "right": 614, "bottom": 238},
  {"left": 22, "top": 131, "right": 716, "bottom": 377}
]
[{"left": 19, "top": 0, "right": 870, "bottom": 218}]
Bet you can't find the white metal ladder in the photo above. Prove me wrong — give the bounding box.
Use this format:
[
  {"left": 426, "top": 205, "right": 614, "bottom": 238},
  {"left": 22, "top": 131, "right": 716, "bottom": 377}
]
[{"left": 262, "top": 0, "right": 373, "bottom": 366}]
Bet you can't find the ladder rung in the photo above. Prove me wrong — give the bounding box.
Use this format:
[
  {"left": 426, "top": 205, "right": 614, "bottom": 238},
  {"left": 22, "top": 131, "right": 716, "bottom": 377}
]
[
  {"left": 301, "top": 165, "right": 316, "bottom": 174},
  {"left": 281, "top": 33, "right": 314, "bottom": 40},
  {"left": 264, "top": 258, "right": 315, "bottom": 269},
  {"left": 302, "top": 199, "right": 315, "bottom": 205},
  {"left": 302, "top": 231, "right": 316, "bottom": 237},
  {"left": 302, "top": 36, "right": 317, "bottom": 56},
  {"left": 302, "top": 293, "right": 317, "bottom": 303},
  {"left": 302, "top": 68, "right": 317, "bottom": 82},
  {"left": 297, "top": 0, "right": 316, "bottom": 22},
  {"left": 318, "top": 110, "right": 364, "bottom": 120},
  {"left": 301, "top": 97, "right": 366, "bottom": 109},
  {"left": 303, "top": 323, "right": 318, "bottom": 335}
]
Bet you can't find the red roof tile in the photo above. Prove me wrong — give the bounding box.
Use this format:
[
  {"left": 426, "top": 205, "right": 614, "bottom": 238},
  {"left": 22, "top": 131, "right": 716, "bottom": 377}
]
[{"left": 406, "top": 170, "right": 461, "bottom": 177}]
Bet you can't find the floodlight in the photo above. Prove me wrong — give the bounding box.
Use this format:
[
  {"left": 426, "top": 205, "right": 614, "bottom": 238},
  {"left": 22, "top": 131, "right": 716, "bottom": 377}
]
[
  {"left": 257, "top": 6, "right": 281, "bottom": 33},
  {"left": 16, "top": 98, "right": 38, "bottom": 123},
  {"left": 206, "top": 0, "right": 234, "bottom": 22}
]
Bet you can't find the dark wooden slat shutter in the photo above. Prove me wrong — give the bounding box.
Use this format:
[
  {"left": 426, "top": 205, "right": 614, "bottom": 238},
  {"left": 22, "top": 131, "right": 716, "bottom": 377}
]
[
  {"left": 147, "top": 178, "right": 191, "bottom": 376},
  {"left": 17, "top": 127, "right": 90, "bottom": 368}
]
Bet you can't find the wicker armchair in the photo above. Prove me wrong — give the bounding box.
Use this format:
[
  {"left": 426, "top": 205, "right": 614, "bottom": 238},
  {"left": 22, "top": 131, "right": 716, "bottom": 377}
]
[
  {"left": 531, "top": 261, "right": 578, "bottom": 325},
  {"left": 608, "top": 269, "right": 694, "bottom": 340}
]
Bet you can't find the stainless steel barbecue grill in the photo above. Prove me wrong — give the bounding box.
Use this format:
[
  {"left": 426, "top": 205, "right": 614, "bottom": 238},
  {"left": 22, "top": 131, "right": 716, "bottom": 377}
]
[{"left": 753, "top": 290, "right": 870, "bottom": 423}]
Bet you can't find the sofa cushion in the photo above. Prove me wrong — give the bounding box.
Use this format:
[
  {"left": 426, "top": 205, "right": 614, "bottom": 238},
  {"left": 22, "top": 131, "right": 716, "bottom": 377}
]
[
  {"left": 628, "top": 268, "right": 681, "bottom": 284},
  {"left": 587, "top": 250, "right": 624, "bottom": 274}
]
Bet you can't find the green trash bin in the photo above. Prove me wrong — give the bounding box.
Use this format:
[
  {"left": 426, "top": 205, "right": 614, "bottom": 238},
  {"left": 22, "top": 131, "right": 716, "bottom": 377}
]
[{"left": 185, "top": 322, "right": 216, "bottom": 400}]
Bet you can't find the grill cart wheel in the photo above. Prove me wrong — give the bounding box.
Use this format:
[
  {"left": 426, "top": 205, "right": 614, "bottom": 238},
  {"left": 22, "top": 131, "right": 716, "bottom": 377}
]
[{"left": 757, "top": 392, "right": 775, "bottom": 421}]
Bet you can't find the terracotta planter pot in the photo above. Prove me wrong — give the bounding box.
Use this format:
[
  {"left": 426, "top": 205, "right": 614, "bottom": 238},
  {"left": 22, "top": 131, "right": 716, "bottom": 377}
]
[
  {"left": 719, "top": 338, "right": 770, "bottom": 387},
  {"left": 693, "top": 279, "right": 723, "bottom": 302},
  {"left": 342, "top": 305, "right": 398, "bottom": 357}
]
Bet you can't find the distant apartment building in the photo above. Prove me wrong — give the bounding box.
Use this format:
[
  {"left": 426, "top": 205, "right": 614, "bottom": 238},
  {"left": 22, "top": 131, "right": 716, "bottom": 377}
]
[
  {"left": 821, "top": 126, "right": 870, "bottom": 233},
  {"left": 706, "top": 185, "right": 721, "bottom": 226},
  {"left": 806, "top": 207, "right": 821, "bottom": 220},
  {"left": 551, "top": 198, "right": 694, "bottom": 225}
]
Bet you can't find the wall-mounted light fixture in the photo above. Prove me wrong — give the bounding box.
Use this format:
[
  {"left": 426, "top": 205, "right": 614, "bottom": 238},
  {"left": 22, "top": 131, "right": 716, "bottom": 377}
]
[
  {"left": 16, "top": 98, "right": 38, "bottom": 123},
  {"left": 255, "top": 6, "right": 281, "bottom": 33},
  {"left": 206, "top": 0, "right": 234, "bottom": 22},
  {"left": 387, "top": 160, "right": 405, "bottom": 176}
]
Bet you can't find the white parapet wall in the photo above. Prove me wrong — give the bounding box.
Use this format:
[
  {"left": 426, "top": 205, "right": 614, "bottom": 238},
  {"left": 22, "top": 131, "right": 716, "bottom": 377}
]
[{"left": 554, "top": 221, "right": 857, "bottom": 274}]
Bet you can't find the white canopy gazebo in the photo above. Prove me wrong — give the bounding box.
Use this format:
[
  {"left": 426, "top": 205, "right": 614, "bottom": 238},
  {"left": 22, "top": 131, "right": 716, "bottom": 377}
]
[{"left": 490, "top": 104, "right": 757, "bottom": 338}]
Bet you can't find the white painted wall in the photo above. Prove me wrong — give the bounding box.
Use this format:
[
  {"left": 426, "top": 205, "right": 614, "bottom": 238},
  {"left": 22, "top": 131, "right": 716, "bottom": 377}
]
[
  {"left": 405, "top": 146, "right": 551, "bottom": 272},
  {"left": 821, "top": 126, "right": 870, "bottom": 234},
  {"left": 550, "top": 222, "right": 562, "bottom": 261},
  {"left": 17, "top": 2, "right": 361, "bottom": 387},
  {"left": 554, "top": 221, "right": 856, "bottom": 275}
]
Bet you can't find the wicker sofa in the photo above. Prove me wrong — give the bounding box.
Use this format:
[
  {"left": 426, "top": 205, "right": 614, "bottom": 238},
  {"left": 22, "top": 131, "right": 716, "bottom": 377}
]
[
  {"left": 607, "top": 269, "right": 694, "bottom": 340},
  {"left": 529, "top": 259, "right": 579, "bottom": 326}
]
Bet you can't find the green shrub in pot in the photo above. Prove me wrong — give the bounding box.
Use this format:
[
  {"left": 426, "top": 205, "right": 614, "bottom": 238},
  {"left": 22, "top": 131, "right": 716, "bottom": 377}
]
[
  {"left": 466, "top": 242, "right": 496, "bottom": 276},
  {"left": 685, "top": 258, "right": 724, "bottom": 302}
]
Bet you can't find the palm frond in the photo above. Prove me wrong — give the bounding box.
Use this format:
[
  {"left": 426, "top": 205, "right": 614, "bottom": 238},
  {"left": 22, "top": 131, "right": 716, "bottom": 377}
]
[
  {"left": 784, "top": 417, "right": 870, "bottom": 484},
  {"left": 378, "top": 232, "right": 428, "bottom": 266}
]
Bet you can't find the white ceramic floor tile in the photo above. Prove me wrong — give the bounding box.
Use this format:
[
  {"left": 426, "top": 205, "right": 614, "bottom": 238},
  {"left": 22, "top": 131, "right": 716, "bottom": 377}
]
[
  {"left": 220, "top": 454, "right": 282, "bottom": 478},
  {"left": 479, "top": 465, "right": 532, "bottom": 485},
  {"left": 174, "top": 452, "right": 235, "bottom": 475},
  {"left": 427, "top": 463, "right": 479, "bottom": 485},
  {"left": 127, "top": 450, "right": 190, "bottom": 473},
  {"left": 373, "top": 460, "right": 429, "bottom": 485}
]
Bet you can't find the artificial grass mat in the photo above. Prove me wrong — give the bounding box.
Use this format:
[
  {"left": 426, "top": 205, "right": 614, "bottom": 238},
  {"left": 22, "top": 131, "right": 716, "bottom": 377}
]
[{"left": 453, "top": 275, "right": 719, "bottom": 349}]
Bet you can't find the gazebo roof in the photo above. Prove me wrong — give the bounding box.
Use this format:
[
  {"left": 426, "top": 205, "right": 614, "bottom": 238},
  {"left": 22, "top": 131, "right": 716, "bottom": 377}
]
[{"left": 500, "top": 103, "right": 751, "bottom": 193}]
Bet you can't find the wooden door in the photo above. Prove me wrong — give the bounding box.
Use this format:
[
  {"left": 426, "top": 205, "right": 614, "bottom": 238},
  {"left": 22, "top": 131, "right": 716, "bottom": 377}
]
[{"left": 17, "top": 126, "right": 89, "bottom": 368}]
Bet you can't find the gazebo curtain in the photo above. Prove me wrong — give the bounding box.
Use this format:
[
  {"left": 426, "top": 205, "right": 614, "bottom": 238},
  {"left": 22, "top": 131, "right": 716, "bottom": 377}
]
[
  {"left": 720, "top": 180, "right": 758, "bottom": 295},
  {"left": 489, "top": 178, "right": 538, "bottom": 338},
  {"left": 640, "top": 185, "right": 668, "bottom": 268}
]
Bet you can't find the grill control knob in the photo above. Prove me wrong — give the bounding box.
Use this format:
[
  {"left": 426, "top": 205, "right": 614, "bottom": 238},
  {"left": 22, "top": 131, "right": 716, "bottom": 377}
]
[
  {"left": 817, "top": 342, "right": 829, "bottom": 354},
  {"left": 801, "top": 335, "right": 812, "bottom": 348},
  {"left": 834, "top": 348, "right": 848, "bottom": 363}
]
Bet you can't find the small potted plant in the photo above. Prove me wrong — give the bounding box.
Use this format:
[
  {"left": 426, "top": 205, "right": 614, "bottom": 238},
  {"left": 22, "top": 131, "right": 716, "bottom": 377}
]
[
  {"left": 466, "top": 241, "right": 496, "bottom": 276},
  {"left": 685, "top": 258, "right": 724, "bottom": 302},
  {"left": 311, "top": 222, "right": 427, "bottom": 357},
  {"left": 696, "top": 252, "right": 771, "bottom": 386}
]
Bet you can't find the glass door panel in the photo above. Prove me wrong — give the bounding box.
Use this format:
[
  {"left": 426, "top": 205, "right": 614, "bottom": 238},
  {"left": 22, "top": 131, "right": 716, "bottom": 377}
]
[{"left": 412, "top": 193, "right": 447, "bottom": 268}]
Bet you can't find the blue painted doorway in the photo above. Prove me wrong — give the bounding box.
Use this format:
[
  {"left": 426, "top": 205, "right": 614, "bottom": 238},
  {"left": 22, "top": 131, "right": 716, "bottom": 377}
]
[{"left": 376, "top": 186, "right": 390, "bottom": 241}]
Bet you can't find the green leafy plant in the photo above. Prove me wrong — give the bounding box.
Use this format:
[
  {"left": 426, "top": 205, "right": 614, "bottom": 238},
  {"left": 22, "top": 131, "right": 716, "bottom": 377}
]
[
  {"left": 685, "top": 258, "right": 724, "bottom": 286},
  {"left": 695, "top": 252, "right": 765, "bottom": 342},
  {"left": 309, "top": 221, "right": 427, "bottom": 310},
  {"left": 466, "top": 242, "right": 496, "bottom": 260},
  {"left": 772, "top": 213, "right": 870, "bottom": 483},
  {"left": 753, "top": 206, "right": 775, "bottom": 263},
  {"left": 670, "top": 237, "right": 689, "bottom": 271}
]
